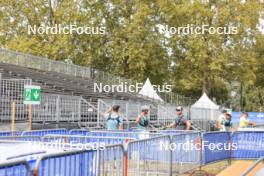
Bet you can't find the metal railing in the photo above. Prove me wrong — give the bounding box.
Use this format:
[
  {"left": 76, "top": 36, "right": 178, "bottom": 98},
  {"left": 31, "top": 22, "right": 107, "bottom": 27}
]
[
  {"left": 0, "top": 48, "right": 195, "bottom": 105},
  {"left": 0, "top": 48, "right": 91, "bottom": 79},
  {"left": 125, "top": 135, "right": 172, "bottom": 175},
  {"left": 0, "top": 159, "right": 31, "bottom": 176},
  {"left": 0, "top": 77, "right": 98, "bottom": 126},
  {"left": 2, "top": 130, "right": 264, "bottom": 175},
  {"left": 33, "top": 144, "right": 125, "bottom": 176}
]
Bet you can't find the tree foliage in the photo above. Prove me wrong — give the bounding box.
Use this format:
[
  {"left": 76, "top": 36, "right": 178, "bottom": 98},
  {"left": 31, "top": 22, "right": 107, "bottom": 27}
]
[{"left": 0, "top": 0, "right": 264, "bottom": 110}]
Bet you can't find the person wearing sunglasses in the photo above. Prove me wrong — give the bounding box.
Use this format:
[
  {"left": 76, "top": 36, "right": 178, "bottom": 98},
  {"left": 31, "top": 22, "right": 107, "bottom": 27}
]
[
  {"left": 165, "top": 106, "right": 191, "bottom": 130},
  {"left": 136, "top": 105, "right": 150, "bottom": 130}
]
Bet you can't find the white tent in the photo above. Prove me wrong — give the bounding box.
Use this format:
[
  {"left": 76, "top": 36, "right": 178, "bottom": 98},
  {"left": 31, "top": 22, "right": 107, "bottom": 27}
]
[
  {"left": 139, "top": 78, "right": 163, "bottom": 102},
  {"left": 190, "top": 93, "right": 220, "bottom": 120},
  {"left": 191, "top": 93, "right": 219, "bottom": 109}
]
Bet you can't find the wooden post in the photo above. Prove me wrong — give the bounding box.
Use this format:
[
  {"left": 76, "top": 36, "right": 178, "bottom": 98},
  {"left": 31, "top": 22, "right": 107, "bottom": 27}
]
[
  {"left": 29, "top": 104, "right": 32, "bottom": 131},
  {"left": 11, "top": 102, "right": 15, "bottom": 132}
]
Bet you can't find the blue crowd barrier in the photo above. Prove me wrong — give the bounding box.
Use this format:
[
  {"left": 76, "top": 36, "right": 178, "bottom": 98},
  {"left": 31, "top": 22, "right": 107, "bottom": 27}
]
[
  {"left": 21, "top": 129, "right": 68, "bottom": 137},
  {"left": 231, "top": 131, "right": 264, "bottom": 159},
  {"left": 0, "top": 136, "right": 41, "bottom": 142},
  {"left": 0, "top": 160, "right": 30, "bottom": 176},
  {"left": 126, "top": 135, "right": 171, "bottom": 175},
  {"left": 35, "top": 150, "right": 96, "bottom": 176},
  {"left": 171, "top": 132, "right": 200, "bottom": 163},
  {"left": 34, "top": 144, "right": 124, "bottom": 176},
  {"left": 69, "top": 129, "right": 89, "bottom": 136},
  {"left": 0, "top": 131, "right": 22, "bottom": 137},
  {"left": 89, "top": 131, "right": 162, "bottom": 139},
  {"left": 202, "top": 132, "right": 231, "bottom": 164}
]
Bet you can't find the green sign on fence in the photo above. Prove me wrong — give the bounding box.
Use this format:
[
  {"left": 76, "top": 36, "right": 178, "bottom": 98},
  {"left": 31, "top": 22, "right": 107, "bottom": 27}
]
[{"left": 24, "top": 85, "right": 41, "bottom": 105}]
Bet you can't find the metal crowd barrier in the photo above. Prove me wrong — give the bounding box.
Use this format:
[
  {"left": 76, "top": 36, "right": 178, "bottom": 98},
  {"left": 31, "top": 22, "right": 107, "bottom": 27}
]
[
  {"left": 1, "top": 130, "right": 264, "bottom": 175},
  {"left": 202, "top": 132, "right": 231, "bottom": 164},
  {"left": 0, "top": 160, "right": 30, "bottom": 176},
  {"left": 89, "top": 130, "right": 163, "bottom": 139},
  {"left": 231, "top": 131, "right": 264, "bottom": 159},
  {"left": 33, "top": 144, "right": 124, "bottom": 176},
  {"left": 42, "top": 134, "right": 134, "bottom": 146},
  {"left": 21, "top": 128, "right": 68, "bottom": 137},
  {"left": 0, "top": 131, "right": 22, "bottom": 137},
  {"left": 69, "top": 129, "right": 89, "bottom": 136},
  {"left": 126, "top": 135, "right": 171, "bottom": 175},
  {"left": 0, "top": 136, "right": 42, "bottom": 142},
  {"left": 170, "top": 132, "right": 201, "bottom": 174}
]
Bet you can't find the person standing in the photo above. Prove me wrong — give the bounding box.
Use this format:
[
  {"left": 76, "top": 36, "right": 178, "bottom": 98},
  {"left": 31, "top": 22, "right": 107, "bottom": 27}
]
[
  {"left": 216, "top": 110, "right": 232, "bottom": 132},
  {"left": 104, "top": 105, "right": 123, "bottom": 130},
  {"left": 136, "top": 105, "right": 150, "bottom": 131},
  {"left": 239, "top": 112, "right": 255, "bottom": 128},
  {"left": 166, "top": 106, "right": 191, "bottom": 130}
]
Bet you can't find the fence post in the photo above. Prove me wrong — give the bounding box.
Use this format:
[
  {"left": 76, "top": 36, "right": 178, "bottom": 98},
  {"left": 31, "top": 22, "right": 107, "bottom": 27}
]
[
  {"left": 125, "top": 102, "right": 129, "bottom": 130},
  {"left": 169, "top": 135, "right": 173, "bottom": 176},
  {"left": 123, "top": 142, "right": 128, "bottom": 176},
  {"left": 199, "top": 132, "right": 203, "bottom": 170},
  {"left": 29, "top": 104, "right": 32, "bottom": 131},
  {"left": 78, "top": 98, "right": 82, "bottom": 124},
  {"left": 56, "top": 95, "right": 60, "bottom": 127},
  {"left": 11, "top": 101, "right": 16, "bottom": 132},
  {"left": 228, "top": 133, "right": 232, "bottom": 165},
  {"left": 97, "top": 100, "right": 100, "bottom": 127}
]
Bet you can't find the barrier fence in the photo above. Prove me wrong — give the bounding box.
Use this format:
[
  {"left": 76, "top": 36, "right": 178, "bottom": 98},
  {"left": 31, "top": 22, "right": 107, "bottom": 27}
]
[
  {"left": 0, "top": 78, "right": 98, "bottom": 126},
  {"left": 126, "top": 135, "right": 171, "bottom": 176},
  {"left": 33, "top": 144, "right": 124, "bottom": 176},
  {"left": 1, "top": 130, "right": 264, "bottom": 175},
  {"left": 231, "top": 131, "right": 264, "bottom": 159},
  {"left": 42, "top": 134, "right": 134, "bottom": 146},
  {"left": 21, "top": 128, "right": 68, "bottom": 137},
  {"left": 202, "top": 132, "right": 231, "bottom": 164},
  {"left": 171, "top": 132, "right": 201, "bottom": 174},
  {"left": 0, "top": 160, "right": 30, "bottom": 176}
]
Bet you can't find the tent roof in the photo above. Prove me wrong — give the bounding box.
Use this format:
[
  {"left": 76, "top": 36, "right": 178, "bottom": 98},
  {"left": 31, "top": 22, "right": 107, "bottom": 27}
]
[
  {"left": 139, "top": 78, "right": 163, "bottom": 102},
  {"left": 191, "top": 93, "right": 219, "bottom": 109}
]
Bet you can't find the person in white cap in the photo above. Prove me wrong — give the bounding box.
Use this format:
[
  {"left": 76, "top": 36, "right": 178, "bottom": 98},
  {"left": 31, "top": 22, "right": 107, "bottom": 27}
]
[
  {"left": 136, "top": 105, "right": 150, "bottom": 130},
  {"left": 166, "top": 106, "right": 191, "bottom": 130}
]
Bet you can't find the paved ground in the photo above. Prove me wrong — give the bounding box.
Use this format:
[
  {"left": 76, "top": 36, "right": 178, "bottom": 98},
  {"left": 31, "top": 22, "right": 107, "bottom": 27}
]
[{"left": 217, "top": 160, "right": 264, "bottom": 176}]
